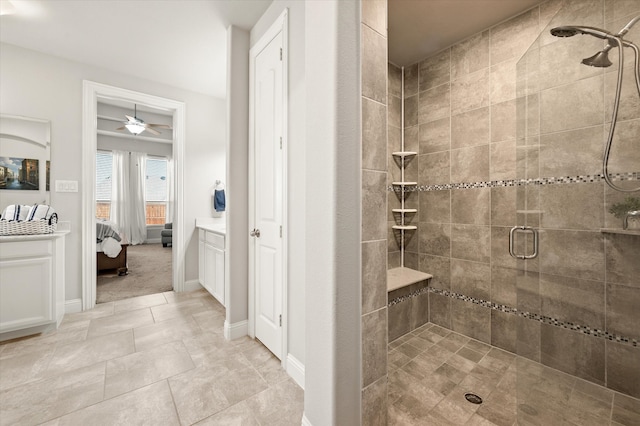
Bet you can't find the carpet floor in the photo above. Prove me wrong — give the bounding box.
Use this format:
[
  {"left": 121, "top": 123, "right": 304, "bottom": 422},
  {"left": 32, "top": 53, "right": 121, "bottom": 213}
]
[{"left": 97, "top": 243, "right": 172, "bottom": 304}]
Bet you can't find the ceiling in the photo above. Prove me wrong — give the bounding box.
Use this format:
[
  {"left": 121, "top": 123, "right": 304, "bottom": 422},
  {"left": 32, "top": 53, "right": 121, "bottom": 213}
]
[
  {"left": 0, "top": 0, "right": 272, "bottom": 99},
  {"left": 389, "top": 0, "right": 545, "bottom": 66},
  {"left": 1, "top": 0, "right": 549, "bottom": 98}
]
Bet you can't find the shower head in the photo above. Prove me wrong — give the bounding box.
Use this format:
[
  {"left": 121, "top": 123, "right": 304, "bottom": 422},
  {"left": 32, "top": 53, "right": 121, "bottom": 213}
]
[
  {"left": 550, "top": 25, "right": 615, "bottom": 40},
  {"left": 550, "top": 26, "right": 581, "bottom": 37},
  {"left": 581, "top": 47, "right": 614, "bottom": 67},
  {"left": 551, "top": 25, "right": 623, "bottom": 68}
]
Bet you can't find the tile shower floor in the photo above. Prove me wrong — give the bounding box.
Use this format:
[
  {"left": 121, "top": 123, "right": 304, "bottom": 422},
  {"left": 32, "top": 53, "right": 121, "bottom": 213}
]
[
  {"left": 388, "top": 323, "right": 640, "bottom": 426},
  {"left": 0, "top": 289, "right": 303, "bottom": 425}
]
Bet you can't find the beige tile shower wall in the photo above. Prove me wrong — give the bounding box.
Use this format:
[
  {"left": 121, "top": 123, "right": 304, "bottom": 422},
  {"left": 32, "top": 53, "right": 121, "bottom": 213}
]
[
  {"left": 361, "top": 0, "right": 388, "bottom": 424},
  {"left": 402, "top": 63, "right": 420, "bottom": 270},
  {"left": 388, "top": 63, "right": 402, "bottom": 268},
  {"left": 414, "top": 0, "right": 640, "bottom": 399}
]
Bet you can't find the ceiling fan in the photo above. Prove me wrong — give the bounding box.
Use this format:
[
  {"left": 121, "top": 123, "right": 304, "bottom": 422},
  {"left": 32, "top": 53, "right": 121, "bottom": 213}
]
[{"left": 116, "top": 104, "right": 172, "bottom": 136}]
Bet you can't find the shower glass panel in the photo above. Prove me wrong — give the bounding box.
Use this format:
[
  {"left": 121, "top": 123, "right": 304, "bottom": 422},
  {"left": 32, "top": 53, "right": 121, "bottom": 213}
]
[{"left": 514, "top": 0, "right": 640, "bottom": 422}]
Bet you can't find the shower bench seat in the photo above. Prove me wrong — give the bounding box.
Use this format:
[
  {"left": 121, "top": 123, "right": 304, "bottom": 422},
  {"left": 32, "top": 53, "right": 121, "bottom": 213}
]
[{"left": 387, "top": 267, "right": 432, "bottom": 342}]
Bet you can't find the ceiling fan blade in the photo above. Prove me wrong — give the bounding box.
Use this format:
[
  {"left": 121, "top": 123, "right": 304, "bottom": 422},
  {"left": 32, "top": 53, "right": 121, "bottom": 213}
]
[
  {"left": 144, "top": 126, "right": 161, "bottom": 136},
  {"left": 116, "top": 126, "right": 126, "bottom": 131},
  {"left": 147, "top": 124, "right": 172, "bottom": 129},
  {"left": 98, "top": 115, "right": 126, "bottom": 123}
]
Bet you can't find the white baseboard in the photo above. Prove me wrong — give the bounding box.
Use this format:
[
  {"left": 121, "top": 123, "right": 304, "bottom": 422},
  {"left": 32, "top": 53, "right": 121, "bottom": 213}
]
[
  {"left": 224, "top": 319, "right": 248, "bottom": 341},
  {"left": 286, "top": 353, "right": 305, "bottom": 390},
  {"left": 301, "top": 414, "right": 313, "bottom": 426},
  {"left": 183, "top": 279, "right": 203, "bottom": 292},
  {"left": 1, "top": 323, "right": 55, "bottom": 342},
  {"left": 65, "top": 298, "right": 83, "bottom": 314}
]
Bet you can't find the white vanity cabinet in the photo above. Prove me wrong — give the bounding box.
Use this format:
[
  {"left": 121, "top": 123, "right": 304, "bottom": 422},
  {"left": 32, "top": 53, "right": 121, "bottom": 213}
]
[
  {"left": 198, "top": 228, "right": 225, "bottom": 306},
  {"left": 0, "top": 231, "right": 68, "bottom": 340}
]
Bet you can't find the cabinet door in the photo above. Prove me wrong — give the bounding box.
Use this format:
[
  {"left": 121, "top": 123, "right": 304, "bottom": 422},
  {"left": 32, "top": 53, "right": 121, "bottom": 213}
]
[
  {"left": 204, "top": 243, "right": 216, "bottom": 297},
  {"left": 213, "top": 246, "right": 225, "bottom": 306},
  {"left": 198, "top": 238, "right": 205, "bottom": 285},
  {"left": 0, "top": 257, "right": 53, "bottom": 333}
]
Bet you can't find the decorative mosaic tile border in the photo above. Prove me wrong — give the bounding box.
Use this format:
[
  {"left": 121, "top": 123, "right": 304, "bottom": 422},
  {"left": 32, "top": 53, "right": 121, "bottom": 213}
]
[
  {"left": 388, "top": 285, "right": 639, "bottom": 348},
  {"left": 388, "top": 285, "right": 430, "bottom": 307},
  {"left": 387, "top": 172, "right": 640, "bottom": 192}
]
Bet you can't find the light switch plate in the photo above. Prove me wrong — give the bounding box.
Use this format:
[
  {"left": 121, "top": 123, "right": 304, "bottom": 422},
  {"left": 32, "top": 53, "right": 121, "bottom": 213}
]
[{"left": 55, "top": 180, "right": 78, "bottom": 192}]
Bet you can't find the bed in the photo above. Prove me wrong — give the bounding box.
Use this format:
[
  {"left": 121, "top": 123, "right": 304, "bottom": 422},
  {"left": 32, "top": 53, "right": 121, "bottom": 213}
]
[{"left": 96, "top": 219, "right": 128, "bottom": 275}]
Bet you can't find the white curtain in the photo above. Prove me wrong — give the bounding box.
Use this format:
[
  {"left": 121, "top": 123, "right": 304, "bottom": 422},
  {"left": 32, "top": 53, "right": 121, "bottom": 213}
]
[
  {"left": 110, "top": 150, "right": 147, "bottom": 245},
  {"left": 165, "top": 157, "right": 174, "bottom": 224},
  {"left": 129, "top": 152, "right": 147, "bottom": 244},
  {"left": 109, "top": 150, "right": 128, "bottom": 238}
]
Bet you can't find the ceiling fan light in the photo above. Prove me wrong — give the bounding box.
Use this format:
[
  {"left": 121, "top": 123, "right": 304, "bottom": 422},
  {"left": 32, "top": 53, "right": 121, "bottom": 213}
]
[{"left": 125, "top": 123, "right": 145, "bottom": 135}]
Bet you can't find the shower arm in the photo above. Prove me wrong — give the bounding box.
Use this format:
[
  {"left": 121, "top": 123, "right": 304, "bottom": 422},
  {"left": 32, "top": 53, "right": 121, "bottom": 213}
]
[
  {"left": 603, "top": 36, "right": 640, "bottom": 192},
  {"left": 618, "top": 16, "right": 640, "bottom": 37},
  {"left": 597, "top": 16, "right": 640, "bottom": 64}
]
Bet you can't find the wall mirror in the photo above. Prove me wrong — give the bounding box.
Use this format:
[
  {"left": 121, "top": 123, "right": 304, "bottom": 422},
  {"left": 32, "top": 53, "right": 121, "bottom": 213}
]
[{"left": 0, "top": 114, "right": 51, "bottom": 207}]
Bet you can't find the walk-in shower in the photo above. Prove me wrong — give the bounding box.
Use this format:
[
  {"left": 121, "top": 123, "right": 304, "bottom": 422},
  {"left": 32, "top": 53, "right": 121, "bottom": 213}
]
[
  {"left": 551, "top": 16, "right": 640, "bottom": 192},
  {"left": 376, "top": 1, "right": 640, "bottom": 423}
]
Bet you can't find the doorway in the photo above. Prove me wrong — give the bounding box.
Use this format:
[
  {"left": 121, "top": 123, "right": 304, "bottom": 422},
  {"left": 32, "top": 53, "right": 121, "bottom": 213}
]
[
  {"left": 82, "top": 81, "right": 186, "bottom": 311},
  {"left": 94, "top": 101, "right": 175, "bottom": 303},
  {"left": 248, "top": 10, "right": 288, "bottom": 361}
]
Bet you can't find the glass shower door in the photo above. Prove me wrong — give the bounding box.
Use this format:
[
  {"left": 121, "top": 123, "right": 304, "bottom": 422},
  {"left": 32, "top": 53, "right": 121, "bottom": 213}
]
[{"left": 514, "top": 1, "right": 640, "bottom": 423}]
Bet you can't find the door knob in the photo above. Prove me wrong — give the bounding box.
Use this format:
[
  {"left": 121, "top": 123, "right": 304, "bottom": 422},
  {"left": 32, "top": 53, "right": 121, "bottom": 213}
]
[{"left": 250, "top": 229, "right": 261, "bottom": 238}]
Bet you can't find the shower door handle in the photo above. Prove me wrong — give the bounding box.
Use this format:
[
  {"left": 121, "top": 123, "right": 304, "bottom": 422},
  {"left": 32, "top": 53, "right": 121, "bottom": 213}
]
[{"left": 509, "top": 226, "right": 539, "bottom": 259}]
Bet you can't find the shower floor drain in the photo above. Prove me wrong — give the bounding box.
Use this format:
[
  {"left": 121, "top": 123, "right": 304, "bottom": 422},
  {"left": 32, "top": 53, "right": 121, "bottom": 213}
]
[{"left": 464, "top": 393, "right": 483, "bottom": 404}]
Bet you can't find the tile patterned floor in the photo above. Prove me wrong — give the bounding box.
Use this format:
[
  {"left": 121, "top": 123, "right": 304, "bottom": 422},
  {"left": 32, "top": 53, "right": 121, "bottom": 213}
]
[
  {"left": 388, "top": 323, "right": 640, "bottom": 426},
  {"left": 0, "top": 289, "right": 304, "bottom": 426}
]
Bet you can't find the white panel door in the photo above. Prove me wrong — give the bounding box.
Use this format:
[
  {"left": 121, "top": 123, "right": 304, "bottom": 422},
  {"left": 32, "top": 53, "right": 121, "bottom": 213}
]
[{"left": 253, "top": 30, "right": 283, "bottom": 359}]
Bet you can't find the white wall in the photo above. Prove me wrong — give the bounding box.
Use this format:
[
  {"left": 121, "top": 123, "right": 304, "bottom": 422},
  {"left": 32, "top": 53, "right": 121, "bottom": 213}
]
[
  {"left": 303, "top": 1, "right": 362, "bottom": 424},
  {"left": 250, "top": 0, "right": 307, "bottom": 381},
  {"left": 0, "top": 42, "right": 226, "bottom": 300},
  {"left": 225, "top": 26, "right": 250, "bottom": 332}
]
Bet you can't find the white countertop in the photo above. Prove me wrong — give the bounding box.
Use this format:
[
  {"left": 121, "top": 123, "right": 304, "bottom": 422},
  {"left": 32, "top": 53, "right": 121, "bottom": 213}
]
[
  {"left": 195, "top": 218, "right": 226, "bottom": 236},
  {"left": 0, "top": 229, "right": 70, "bottom": 243}
]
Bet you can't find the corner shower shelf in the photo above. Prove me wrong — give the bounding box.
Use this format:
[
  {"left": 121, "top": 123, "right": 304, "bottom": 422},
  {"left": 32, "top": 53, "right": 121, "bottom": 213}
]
[
  {"left": 391, "top": 68, "right": 419, "bottom": 271},
  {"left": 392, "top": 151, "right": 417, "bottom": 158},
  {"left": 392, "top": 225, "right": 417, "bottom": 231},
  {"left": 392, "top": 152, "right": 417, "bottom": 167}
]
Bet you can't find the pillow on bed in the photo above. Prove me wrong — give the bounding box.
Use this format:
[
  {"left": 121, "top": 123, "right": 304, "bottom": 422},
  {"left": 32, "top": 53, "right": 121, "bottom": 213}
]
[
  {"left": 101, "top": 236, "right": 123, "bottom": 258},
  {"left": 0, "top": 205, "right": 31, "bottom": 221}
]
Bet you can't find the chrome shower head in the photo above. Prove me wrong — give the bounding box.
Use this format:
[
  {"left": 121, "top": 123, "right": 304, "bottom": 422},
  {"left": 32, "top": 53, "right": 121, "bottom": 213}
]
[
  {"left": 550, "top": 26, "right": 581, "bottom": 37},
  {"left": 582, "top": 46, "right": 614, "bottom": 67},
  {"left": 550, "top": 25, "right": 614, "bottom": 40}
]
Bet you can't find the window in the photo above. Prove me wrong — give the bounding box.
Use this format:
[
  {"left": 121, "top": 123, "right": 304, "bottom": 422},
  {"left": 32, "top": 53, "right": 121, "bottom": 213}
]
[
  {"left": 95, "top": 152, "right": 168, "bottom": 225},
  {"left": 145, "top": 157, "right": 168, "bottom": 225},
  {"left": 96, "top": 151, "right": 112, "bottom": 220}
]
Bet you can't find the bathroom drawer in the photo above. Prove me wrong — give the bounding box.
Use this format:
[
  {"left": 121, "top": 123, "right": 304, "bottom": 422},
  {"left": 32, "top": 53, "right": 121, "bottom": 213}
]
[
  {"left": 205, "top": 231, "right": 225, "bottom": 249},
  {"left": 0, "top": 240, "right": 52, "bottom": 260}
]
